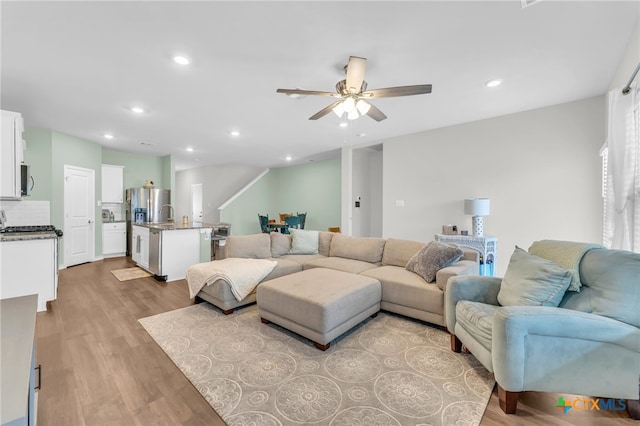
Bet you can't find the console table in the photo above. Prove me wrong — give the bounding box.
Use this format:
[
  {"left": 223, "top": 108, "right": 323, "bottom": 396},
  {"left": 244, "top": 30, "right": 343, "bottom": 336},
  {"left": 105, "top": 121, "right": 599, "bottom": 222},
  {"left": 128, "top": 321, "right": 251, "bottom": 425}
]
[{"left": 435, "top": 234, "right": 498, "bottom": 276}]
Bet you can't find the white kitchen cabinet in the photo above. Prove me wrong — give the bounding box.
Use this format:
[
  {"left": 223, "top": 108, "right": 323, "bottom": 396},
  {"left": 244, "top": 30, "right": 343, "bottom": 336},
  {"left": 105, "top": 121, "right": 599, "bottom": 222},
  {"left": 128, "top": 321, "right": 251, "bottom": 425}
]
[
  {"left": 1, "top": 110, "right": 25, "bottom": 200},
  {"left": 0, "top": 237, "right": 58, "bottom": 312},
  {"left": 131, "top": 225, "right": 149, "bottom": 269},
  {"left": 101, "top": 164, "right": 124, "bottom": 203},
  {"left": 103, "top": 222, "right": 126, "bottom": 257}
]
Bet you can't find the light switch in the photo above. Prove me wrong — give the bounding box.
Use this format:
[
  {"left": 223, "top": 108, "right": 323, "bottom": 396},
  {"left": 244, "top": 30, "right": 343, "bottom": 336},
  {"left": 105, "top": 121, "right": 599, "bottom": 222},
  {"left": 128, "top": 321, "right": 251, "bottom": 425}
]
[{"left": 395, "top": 200, "right": 404, "bottom": 207}]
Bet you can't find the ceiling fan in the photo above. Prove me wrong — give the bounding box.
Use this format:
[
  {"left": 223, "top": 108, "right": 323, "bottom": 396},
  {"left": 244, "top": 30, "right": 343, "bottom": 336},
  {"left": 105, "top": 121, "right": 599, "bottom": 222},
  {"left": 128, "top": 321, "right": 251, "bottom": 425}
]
[{"left": 276, "top": 56, "right": 432, "bottom": 122}]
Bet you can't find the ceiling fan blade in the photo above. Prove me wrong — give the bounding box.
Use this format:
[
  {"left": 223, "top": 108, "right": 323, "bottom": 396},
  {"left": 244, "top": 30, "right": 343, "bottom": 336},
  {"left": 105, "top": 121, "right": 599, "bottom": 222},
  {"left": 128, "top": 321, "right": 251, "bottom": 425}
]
[
  {"left": 366, "top": 103, "right": 387, "bottom": 122},
  {"left": 345, "top": 56, "right": 367, "bottom": 94},
  {"left": 276, "top": 88, "right": 338, "bottom": 97},
  {"left": 362, "top": 84, "right": 432, "bottom": 98},
  {"left": 309, "top": 100, "right": 343, "bottom": 120}
]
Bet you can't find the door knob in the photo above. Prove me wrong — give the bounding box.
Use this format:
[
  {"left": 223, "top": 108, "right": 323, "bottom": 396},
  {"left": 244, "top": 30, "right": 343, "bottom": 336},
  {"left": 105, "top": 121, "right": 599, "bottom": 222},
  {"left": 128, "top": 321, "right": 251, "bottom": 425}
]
[{"left": 88, "top": 220, "right": 93, "bottom": 224}]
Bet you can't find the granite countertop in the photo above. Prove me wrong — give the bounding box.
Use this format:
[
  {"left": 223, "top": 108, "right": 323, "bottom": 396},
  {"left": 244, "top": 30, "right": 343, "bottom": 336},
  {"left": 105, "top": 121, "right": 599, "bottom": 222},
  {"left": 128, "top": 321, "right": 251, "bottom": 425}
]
[
  {"left": 0, "top": 231, "right": 58, "bottom": 242},
  {"left": 132, "top": 222, "right": 215, "bottom": 231}
]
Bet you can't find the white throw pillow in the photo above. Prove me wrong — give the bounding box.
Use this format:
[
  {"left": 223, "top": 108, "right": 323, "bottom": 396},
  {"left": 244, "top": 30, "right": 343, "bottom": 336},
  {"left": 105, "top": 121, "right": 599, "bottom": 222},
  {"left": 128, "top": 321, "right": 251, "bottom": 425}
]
[{"left": 288, "top": 229, "right": 319, "bottom": 254}]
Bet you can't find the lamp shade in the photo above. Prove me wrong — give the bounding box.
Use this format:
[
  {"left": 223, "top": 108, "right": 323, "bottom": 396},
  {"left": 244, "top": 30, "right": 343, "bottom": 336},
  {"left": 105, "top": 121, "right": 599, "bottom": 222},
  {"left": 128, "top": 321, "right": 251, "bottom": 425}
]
[{"left": 464, "top": 198, "right": 490, "bottom": 216}]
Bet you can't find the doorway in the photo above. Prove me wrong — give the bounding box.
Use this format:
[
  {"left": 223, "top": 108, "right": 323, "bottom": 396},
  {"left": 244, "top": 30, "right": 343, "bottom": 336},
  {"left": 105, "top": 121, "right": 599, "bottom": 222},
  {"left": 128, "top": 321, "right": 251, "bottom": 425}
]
[
  {"left": 64, "top": 165, "right": 95, "bottom": 267},
  {"left": 191, "top": 183, "right": 203, "bottom": 223}
]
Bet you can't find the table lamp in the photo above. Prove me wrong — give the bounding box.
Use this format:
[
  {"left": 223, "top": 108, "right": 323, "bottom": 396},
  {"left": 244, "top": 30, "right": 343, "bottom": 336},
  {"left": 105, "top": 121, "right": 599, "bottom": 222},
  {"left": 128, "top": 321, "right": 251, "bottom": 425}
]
[{"left": 464, "top": 198, "right": 490, "bottom": 237}]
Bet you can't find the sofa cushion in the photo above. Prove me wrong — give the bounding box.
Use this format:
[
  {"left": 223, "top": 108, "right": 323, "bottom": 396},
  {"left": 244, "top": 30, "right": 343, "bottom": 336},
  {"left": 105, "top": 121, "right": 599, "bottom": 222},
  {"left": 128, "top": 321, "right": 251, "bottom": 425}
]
[
  {"left": 279, "top": 253, "right": 326, "bottom": 267},
  {"left": 303, "top": 257, "right": 379, "bottom": 274},
  {"left": 288, "top": 229, "right": 319, "bottom": 254},
  {"left": 329, "top": 235, "right": 386, "bottom": 264},
  {"left": 405, "top": 241, "right": 463, "bottom": 283},
  {"left": 455, "top": 300, "right": 498, "bottom": 352},
  {"left": 579, "top": 248, "right": 640, "bottom": 328},
  {"left": 318, "top": 231, "right": 334, "bottom": 257},
  {"left": 224, "top": 233, "right": 272, "bottom": 259},
  {"left": 381, "top": 238, "right": 425, "bottom": 267},
  {"left": 498, "top": 247, "right": 572, "bottom": 307},
  {"left": 270, "top": 232, "right": 291, "bottom": 257},
  {"left": 362, "top": 266, "right": 444, "bottom": 316}
]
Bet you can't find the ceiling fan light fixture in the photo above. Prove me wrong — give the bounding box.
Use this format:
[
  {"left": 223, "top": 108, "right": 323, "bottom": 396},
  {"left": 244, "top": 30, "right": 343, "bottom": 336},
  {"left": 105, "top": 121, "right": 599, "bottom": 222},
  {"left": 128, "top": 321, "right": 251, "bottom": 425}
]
[
  {"left": 347, "top": 109, "right": 359, "bottom": 120},
  {"left": 333, "top": 102, "right": 345, "bottom": 117},
  {"left": 356, "top": 99, "right": 371, "bottom": 115},
  {"left": 342, "top": 96, "right": 356, "bottom": 113}
]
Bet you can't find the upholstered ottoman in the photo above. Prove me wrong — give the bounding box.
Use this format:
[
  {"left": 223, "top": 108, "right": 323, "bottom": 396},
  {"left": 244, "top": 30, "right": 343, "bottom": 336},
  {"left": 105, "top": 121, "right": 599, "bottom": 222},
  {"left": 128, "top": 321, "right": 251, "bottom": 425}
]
[{"left": 257, "top": 268, "right": 381, "bottom": 350}]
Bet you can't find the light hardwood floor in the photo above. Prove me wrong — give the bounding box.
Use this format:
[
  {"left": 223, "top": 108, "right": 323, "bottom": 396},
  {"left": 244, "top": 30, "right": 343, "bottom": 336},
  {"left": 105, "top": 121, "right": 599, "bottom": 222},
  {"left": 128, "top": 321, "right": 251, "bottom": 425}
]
[{"left": 35, "top": 257, "right": 636, "bottom": 425}]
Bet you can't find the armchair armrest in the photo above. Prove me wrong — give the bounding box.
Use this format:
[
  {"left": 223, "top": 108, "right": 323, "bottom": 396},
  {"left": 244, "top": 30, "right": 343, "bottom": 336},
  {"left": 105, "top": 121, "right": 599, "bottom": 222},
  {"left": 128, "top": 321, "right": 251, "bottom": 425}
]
[
  {"left": 436, "top": 260, "right": 479, "bottom": 291},
  {"left": 493, "top": 306, "right": 640, "bottom": 397},
  {"left": 444, "top": 275, "right": 502, "bottom": 333}
]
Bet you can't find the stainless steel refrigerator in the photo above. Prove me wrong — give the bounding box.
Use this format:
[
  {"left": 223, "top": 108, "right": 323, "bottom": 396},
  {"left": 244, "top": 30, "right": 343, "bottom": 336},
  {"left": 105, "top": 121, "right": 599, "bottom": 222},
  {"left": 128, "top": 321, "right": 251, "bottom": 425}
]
[{"left": 125, "top": 188, "right": 171, "bottom": 255}]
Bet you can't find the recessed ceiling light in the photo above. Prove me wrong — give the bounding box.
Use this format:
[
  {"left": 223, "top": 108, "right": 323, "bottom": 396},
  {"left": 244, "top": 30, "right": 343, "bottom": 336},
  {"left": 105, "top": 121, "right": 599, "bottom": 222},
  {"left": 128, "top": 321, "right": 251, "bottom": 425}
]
[
  {"left": 186, "top": 147, "right": 194, "bottom": 152},
  {"left": 195, "top": 158, "right": 200, "bottom": 162},
  {"left": 285, "top": 155, "right": 292, "bottom": 161},
  {"left": 173, "top": 55, "right": 191, "bottom": 65},
  {"left": 339, "top": 122, "right": 348, "bottom": 128},
  {"left": 131, "top": 107, "right": 144, "bottom": 114},
  {"left": 357, "top": 133, "right": 366, "bottom": 137},
  {"left": 104, "top": 133, "right": 114, "bottom": 139},
  {"left": 140, "top": 141, "right": 154, "bottom": 146},
  {"left": 230, "top": 130, "right": 240, "bottom": 137},
  {"left": 485, "top": 79, "right": 502, "bottom": 88}
]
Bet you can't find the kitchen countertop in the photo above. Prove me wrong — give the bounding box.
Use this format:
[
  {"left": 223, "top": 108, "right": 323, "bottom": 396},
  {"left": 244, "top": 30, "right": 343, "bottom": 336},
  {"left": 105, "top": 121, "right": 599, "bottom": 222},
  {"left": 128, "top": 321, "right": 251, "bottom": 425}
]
[
  {"left": 0, "top": 231, "right": 58, "bottom": 242},
  {"left": 132, "top": 222, "right": 215, "bottom": 231},
  {"left": 102, "top": 220, "right": 126, "bottom": 224}
]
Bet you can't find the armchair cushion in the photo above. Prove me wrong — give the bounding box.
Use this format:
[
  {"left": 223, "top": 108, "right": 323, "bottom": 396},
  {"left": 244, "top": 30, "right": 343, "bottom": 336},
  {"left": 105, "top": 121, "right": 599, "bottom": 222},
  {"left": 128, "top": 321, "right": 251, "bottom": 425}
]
[
  {"left": 456, "top": 301, "right": 498, "bottom": 352},
  {"left": 405, "top": 241, "right": 463, "bottom": 283},
  {"left": 497, "top": 247, "right": 572, "bottom": 307}
]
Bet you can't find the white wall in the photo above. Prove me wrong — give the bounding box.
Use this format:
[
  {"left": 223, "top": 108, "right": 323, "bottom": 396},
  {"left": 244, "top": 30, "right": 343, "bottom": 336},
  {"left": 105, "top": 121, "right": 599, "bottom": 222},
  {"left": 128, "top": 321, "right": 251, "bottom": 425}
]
[
  {"left": 175, "top": 164, "right": 264, "bottom": 224},
  {"left": 383, "top": 95, "right": 605, "bottom": 276}
]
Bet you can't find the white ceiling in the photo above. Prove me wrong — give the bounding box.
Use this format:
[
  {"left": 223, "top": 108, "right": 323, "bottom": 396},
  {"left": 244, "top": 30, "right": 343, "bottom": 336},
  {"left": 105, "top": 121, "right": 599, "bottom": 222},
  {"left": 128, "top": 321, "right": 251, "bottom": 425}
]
[{"left": 1, "top": 1, "right": 638, "bottom": 171}]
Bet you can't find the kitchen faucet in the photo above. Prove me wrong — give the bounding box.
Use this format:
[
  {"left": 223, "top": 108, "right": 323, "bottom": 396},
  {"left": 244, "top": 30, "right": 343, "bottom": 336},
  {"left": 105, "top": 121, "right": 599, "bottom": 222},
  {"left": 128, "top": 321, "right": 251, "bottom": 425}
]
[{"left": 161, "top": 204, "right": 175, "bottom": 222}]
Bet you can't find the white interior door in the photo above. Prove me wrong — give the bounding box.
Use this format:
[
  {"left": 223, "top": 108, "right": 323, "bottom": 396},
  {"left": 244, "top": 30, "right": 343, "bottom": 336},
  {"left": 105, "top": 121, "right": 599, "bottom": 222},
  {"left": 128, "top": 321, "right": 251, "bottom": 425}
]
[
  {"left": 64, "top": 165, "right": 95, "bottom": 267},
  {"left": 191, "top": 183, "right": 203, "bottom": 222}
]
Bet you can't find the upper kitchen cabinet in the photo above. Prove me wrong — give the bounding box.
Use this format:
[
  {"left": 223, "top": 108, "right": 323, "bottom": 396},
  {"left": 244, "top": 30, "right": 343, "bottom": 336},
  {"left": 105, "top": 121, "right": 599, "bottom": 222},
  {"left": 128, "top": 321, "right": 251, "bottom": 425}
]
[
  {"left": 0, "top": 110, "right": 25, "bottom": 200},
  {"left": 102, "top": 164, "right": 124, "bottom": 203}
]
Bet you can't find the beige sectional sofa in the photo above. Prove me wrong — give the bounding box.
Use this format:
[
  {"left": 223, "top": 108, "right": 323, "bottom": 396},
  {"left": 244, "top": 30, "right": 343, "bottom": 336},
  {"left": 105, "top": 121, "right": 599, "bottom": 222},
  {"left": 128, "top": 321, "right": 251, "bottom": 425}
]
[{"left": 195, "top": 231, "right": 479, "bottom": 327}]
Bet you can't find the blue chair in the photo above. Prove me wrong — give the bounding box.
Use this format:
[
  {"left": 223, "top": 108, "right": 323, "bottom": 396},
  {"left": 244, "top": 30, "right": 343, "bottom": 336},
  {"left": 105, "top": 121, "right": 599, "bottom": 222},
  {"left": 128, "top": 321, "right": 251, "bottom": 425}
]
[
  {"left": 283, "top": 215, "right": 302, "bottom": 234},
  {"left": 258, "top": 214, "right": 270, "bottom": 233},
  {"left": 296, "top": 212, "right": 307, "bottom": 229}
]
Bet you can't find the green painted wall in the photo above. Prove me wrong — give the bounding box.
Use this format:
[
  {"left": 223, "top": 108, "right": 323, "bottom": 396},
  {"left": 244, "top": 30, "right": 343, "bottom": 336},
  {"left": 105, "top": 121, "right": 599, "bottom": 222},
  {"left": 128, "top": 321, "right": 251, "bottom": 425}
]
[{"left": 220, "top": 159, "right": 341, "bottom": 235}]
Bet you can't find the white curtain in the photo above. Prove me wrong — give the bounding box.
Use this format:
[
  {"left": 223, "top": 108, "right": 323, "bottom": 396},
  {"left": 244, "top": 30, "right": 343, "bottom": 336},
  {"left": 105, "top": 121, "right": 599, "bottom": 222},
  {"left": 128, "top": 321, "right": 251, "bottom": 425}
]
[{"left": 605, "top": 84, "right": 639, "bottom": 252}]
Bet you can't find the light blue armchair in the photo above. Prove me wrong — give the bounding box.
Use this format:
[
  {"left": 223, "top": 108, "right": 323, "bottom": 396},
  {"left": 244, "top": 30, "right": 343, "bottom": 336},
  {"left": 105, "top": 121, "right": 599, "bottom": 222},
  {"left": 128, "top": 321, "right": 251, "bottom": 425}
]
[{"left": 445, "top": 243, "right": 640, "bottom": 418}]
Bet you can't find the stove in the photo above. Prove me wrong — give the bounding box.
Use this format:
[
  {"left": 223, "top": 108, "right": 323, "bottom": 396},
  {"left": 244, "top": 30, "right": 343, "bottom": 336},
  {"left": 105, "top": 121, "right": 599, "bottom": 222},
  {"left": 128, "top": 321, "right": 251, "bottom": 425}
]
[{"left": 0, "top": 225, "right": 63, "bottom": 236}]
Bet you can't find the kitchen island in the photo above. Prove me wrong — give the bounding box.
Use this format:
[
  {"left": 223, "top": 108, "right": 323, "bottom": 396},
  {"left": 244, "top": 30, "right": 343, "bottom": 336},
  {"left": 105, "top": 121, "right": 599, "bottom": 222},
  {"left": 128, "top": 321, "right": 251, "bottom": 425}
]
[{"left": 131, "top": 222, "right": 213, "bottom": 281}]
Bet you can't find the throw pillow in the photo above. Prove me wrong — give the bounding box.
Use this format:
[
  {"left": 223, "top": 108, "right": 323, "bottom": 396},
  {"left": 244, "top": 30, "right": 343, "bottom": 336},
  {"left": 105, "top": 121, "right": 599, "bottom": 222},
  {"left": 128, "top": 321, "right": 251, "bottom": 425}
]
[
  {"left": 270, "top": 232, "right": 291, "bottom": 257},
  {"left": 288, "top": 229, "right": 319, "bottom": 255},
  {"left": 405, "top": 241, "right": 464, "bottom": 283},
  {"left": 497, "top": 246, "right": 573, "bottom": 307}
]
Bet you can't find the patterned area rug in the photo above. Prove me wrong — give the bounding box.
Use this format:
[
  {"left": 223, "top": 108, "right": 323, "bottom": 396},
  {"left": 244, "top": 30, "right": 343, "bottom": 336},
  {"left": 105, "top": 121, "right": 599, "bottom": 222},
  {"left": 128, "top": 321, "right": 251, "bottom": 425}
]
[
  {"left": 110, "top": 267, "right": 152, "bottom": 281},
  {"left": 139, "top": 303, "right": 495, "bottom": 425}
]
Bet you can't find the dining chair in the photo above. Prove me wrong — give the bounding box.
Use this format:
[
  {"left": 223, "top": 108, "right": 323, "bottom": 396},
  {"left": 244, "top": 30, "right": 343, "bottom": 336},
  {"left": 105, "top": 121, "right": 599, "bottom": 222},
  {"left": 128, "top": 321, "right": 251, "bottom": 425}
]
[
  {"left": 279, "top": 213, "right": 292, "bottom": 223},
  {"left": 258, "top": 214, "right": 270, "bottom": 233},
  {"left": 296, "top": 212, "right": 306, "bottom": 229},
  {"left": 283, "top": 215, "right": 302, "bottom": 234}
]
